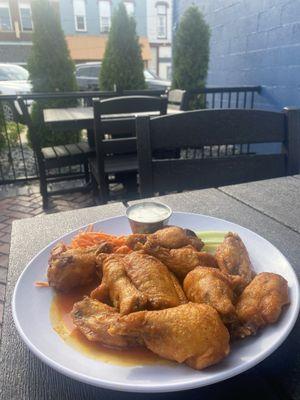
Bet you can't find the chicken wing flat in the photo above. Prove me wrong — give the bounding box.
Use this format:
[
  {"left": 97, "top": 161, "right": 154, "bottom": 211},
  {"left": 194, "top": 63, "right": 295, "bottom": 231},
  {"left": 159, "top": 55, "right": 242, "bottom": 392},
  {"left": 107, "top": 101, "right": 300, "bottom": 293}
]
[
  {"left": 215, "top": 232, "right": 254, "bottom": 290},
  {"left": 140, "top": 243, "right": 218, "bottom": 280},
  {"left": 47, "top": 242, "right": 113, "bottom": 292},
  {"left": 126, "top": 226, "right": 204, "bottom": 251},
  {"left": 124, "top": 251, "right": 187, "bottom": 309},
  {"left": 71, "top": 297, "right": 141, "bottom": 348},
  {"left": 183, "top": 267, "right": 237, "bottom": 324},
  {"left": 109, "top": 302, "right": 229, "bottom": 370},
  {"left": 233, "top": 272, "right": 289, "bottom": 339},
  {"left": 94, "top": 254, "right": 147, "bottom": 315}
]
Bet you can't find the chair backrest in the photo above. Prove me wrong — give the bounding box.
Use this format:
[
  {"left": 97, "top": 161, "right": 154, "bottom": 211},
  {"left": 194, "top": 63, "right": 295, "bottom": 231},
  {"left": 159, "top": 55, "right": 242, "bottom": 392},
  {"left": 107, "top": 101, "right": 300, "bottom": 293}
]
[
  {"left": 97, "top": 95, "right": 168, "bottom": 116},
  {"left": 136, "top": 108, "right": 300, "bottom": 198},
  {"left": 93, "top": 98, "right": 139, "bottom": 202},
  {"left": 122, "top": 89, "right": 166, "bottom": 97},
  {"left": 17, "top": 97, "right": 43, "bottom": 160},
  {"left": 167, "top": 89, "right": 189, "bottom": 111}
]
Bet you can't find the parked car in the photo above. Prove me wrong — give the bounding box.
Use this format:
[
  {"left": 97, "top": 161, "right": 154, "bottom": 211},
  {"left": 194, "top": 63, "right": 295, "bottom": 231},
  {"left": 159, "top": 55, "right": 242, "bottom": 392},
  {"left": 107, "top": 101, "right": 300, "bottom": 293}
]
[
  {"left": 75, "top": 62, "right": 171, "bottom": 91},
  {"left": 143, "top": 69, "right": 171, "bottom": 90},
  {"left": 0, "top": 64, "right": 32, "bottom": 121}
]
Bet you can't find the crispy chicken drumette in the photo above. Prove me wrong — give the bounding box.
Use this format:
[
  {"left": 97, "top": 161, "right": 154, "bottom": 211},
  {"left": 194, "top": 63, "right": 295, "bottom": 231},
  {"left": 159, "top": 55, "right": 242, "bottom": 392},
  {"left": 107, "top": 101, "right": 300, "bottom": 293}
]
[
  {"left": 139, "top": 243, "right": 218, "bottom": 280},
  {"left": 91, "top": 251, "right": 186, "bottom": 314},
  {"left": 233, "top": 272, "right": 289, "bottom": 339},
  {"left": 71, "top": 297, "right": 142, "bottom": 348},
  {"left": 126, "top": 226, "right": 204, "bottom": 251},
  {"left": 91, "top": 254, "right": 148, "bottom": 315},
  {"left": 109, "top": 302, "right": 230, "bottom": 370},
  {"left": 47, "top": 242, "right": 112, "bottom": 292},
  {"left": 215, "top": 232, "right": 255, "bottom": 290},
  {"left": 183, "top": 267, "right": 237, "bottom": 324}
]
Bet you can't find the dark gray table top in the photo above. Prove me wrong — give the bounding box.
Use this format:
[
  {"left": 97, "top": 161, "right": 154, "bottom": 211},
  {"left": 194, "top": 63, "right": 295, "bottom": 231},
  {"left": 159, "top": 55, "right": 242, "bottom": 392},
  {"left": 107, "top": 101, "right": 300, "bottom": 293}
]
[
  {"left": 1, "top": 176, "right": 300, "bottom": 400},
  {"left": 43, "top": 107, "right": 181, "bottom": 129}
]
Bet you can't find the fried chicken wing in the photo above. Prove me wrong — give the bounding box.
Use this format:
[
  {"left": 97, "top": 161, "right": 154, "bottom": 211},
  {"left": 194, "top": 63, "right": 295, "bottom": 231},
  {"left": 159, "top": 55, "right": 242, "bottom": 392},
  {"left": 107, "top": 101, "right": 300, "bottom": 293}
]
[
  {"left": 47, "top": 242, "right": 113, "bottom": 292},
  {"left": 109, "top": 303, "right": 230, "bottom": 370},
  {"left": 140, "top": 243, "right": 218, "bottom": 280},
  {"left": 233, "top": 272, "right": 289, "bottom": 338},
  {"left": 126, "top": 226, "right": 204, "bottom": 251},
  {"left": 95, "top": 254, "right": 147, "bottom": 315},
  {"left": 71, "top": 297, "right": 141, "bottom": 348},
  {"left": 124, "top": 251, "right": 187, "bottom": 309},
  {"left": 215, "top": 232, "right": 254, "bottom": 290},
  {"left": 183, "top": 267, "right": 237, "bottom": 324}
]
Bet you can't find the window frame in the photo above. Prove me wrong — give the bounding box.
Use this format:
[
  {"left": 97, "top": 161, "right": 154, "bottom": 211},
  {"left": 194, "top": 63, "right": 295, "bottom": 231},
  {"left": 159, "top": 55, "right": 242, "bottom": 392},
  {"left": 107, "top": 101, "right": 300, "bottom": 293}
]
[
  {"left": 19, "top": 2, "right": 33, "bottom": 32},
  {"left": 124, "top": 1, "right": 134, "bottom": 17},
  {"left": 156, "top": 2, "right": 167, "bottom": 39},
  {"left": 73, "top": 0, "right": 87, "bottom": 32},
  {"left": 98, "top": 0, "right": 111, "bottom": 34},
  {"left": 0, "top": 1, "right": 12, "bottom": 32}
]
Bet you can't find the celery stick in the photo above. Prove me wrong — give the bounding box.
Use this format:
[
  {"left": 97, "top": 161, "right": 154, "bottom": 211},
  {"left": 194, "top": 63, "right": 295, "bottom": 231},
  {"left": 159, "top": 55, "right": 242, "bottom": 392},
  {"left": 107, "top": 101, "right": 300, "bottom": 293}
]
[{"left": 196, "top": 231, "right": 227, "bottom": 254}]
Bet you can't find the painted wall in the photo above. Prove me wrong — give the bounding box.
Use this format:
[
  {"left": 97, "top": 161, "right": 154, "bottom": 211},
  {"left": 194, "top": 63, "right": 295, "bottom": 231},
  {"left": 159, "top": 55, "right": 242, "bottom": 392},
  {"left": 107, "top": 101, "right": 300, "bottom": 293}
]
[
  {"left": 59, "top": 0, "right": 147, "bottom": 37},
  {"left": 174, "top": 0, "right": 300, "bottom": 111}
]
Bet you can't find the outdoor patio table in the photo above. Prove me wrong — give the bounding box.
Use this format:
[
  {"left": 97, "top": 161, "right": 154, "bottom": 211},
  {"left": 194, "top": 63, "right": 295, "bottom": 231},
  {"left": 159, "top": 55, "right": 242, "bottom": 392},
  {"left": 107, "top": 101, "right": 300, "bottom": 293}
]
[
  {"left": 43, "top": 106, "right": 182, "bottom": 130},
  {"left": 1, "top": 175, "right": 299, "bottom": 400}
]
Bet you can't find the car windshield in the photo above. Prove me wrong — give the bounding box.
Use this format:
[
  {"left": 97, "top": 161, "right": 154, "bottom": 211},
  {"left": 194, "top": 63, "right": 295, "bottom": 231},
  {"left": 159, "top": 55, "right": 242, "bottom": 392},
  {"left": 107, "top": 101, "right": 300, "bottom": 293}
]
[
  {"left": 0, "top": 65, "right": 29, "bottom": 81},
  {"left": 144, "top": 69, "right": 161, "bottom": 80}
]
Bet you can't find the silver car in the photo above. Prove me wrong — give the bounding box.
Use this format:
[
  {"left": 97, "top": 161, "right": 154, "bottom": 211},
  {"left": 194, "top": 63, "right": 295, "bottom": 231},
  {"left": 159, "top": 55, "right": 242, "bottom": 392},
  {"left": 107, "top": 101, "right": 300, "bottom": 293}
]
[{"left": 0, "top": 64, "right": 32, "bottom": 121}]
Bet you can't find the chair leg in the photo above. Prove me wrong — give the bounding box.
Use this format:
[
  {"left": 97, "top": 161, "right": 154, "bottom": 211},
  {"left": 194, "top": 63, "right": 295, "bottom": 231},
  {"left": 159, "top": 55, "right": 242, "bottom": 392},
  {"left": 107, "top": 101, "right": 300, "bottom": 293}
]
[
  {"left": 83, "top": 161, "right": 90, "bottom": 184},
  {"left": 91, "top": 173, "right": 108, "bottom": 205},
  {"left": 40, "top": 177, "right": 49, "bottom": 210},
  {"left": 91, "top": 174, "right": 99, "bottom": 200},
  {"left": 39, "top": 163, "right": 49, "bottom": 210}
]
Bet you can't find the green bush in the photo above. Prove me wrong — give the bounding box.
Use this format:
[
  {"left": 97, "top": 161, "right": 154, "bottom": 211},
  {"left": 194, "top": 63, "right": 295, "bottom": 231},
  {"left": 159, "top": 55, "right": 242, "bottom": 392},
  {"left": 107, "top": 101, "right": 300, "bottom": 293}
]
[
  {"left": 100, "top": 3, "right": 146, "bottom": 91},
  {"left": 172, "top": 6, "right": 210, "bottom": 109},
  {"left": 27, "top": 0, "right": 80, "bottom": 147},
  {"left": 0, "top": 107, "right": 5, "bottom": 151},
  {"left": 0, "top": 118, "right": 26, "bottom": 153}
]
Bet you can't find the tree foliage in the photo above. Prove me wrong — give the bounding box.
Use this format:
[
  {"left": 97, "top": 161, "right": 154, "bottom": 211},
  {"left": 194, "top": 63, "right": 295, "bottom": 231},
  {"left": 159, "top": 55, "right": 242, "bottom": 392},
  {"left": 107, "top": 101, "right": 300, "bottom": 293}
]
[
  {"left": 172, "top": 6, "right": 210, "bottom": 108},
  {"left": 100, "top": 3, "right": 146, "bottom": 90},
  {"left": 27, "top": 0, "right": 80, "bottom": 147}
]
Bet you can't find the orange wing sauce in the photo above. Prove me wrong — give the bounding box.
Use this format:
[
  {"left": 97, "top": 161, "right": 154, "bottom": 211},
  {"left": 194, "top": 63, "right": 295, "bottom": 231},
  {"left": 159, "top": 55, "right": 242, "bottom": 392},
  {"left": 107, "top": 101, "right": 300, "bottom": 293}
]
[{"left": 50, "top": 284, "right": 171, "bottom": 367}]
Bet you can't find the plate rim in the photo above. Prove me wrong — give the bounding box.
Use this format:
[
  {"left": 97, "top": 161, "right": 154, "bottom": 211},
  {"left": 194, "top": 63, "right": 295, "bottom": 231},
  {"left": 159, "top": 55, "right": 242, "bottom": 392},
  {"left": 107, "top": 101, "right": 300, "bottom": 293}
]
[{"left": 12, "top": 211, "right": 300, "bottom": 393}]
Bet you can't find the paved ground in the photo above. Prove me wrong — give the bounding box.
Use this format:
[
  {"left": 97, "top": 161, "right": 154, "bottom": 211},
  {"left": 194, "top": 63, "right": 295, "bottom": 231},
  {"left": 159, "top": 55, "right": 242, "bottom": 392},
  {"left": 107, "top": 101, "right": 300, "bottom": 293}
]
[{"left": 0, "top": 181, "right": 97, "bottom": 340}]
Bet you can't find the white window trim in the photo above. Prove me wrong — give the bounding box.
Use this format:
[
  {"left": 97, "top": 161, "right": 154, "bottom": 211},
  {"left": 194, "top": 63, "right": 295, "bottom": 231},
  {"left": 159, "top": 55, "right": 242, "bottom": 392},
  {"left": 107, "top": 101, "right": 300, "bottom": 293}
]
[
  {"left": 0, "top": 1, "right": 13, "bottom": 32},
  {"left": 18, "top": 3, "right": 33, "bottom": 32},
  {"left": 156, "top": 3, "right": 167, "bottom": 39},
  {"left": 73, "top": 0, "right": 87, "bottom": 32},
  {"left": 99, "top": 0, "right": 111, "bottom": 33},
  {"left": 124, "top": 1, "right": 134, "bottom": 17}
]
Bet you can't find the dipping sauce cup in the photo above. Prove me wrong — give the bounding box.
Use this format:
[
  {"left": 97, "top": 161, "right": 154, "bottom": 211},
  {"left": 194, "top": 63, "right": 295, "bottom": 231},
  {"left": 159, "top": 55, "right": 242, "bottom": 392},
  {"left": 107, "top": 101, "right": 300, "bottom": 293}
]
[{"left": 126, "top": 202, "right": 172, "bottom": 234}]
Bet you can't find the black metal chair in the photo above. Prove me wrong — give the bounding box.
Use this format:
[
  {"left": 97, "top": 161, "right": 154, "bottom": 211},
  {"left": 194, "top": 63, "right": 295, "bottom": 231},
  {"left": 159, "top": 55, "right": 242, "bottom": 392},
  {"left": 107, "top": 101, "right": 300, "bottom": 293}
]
[
  {"left": 136, "top": 108, "right": 300, "bottom": 198},
  {"left": 18, "top": 97, "right": 94, "bottom": 209},
  {"left": 91, "top": 95, "right": 168, "bottom": 203}
]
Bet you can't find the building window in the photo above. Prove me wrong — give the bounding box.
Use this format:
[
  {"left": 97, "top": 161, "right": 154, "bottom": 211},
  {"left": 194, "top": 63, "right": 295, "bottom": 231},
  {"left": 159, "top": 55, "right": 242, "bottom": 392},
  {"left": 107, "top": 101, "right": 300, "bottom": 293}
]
[
  {"left": 19, "top": 3, "right": 33, "bottom": 32},
  {"left": 99, "top": 0, "right": 111, "bottom": 33},
  {"left": 73, "top": 0, "right": 86, "bottom": 32},
  {"left": 124, "top": 1, "right": 134, "bottom": 17},
  {"left": 156, "top": 3, "right": 167, "bottom": 39},
  {"left": 0, "top": 2, "right": 12, "bottom": 31}
]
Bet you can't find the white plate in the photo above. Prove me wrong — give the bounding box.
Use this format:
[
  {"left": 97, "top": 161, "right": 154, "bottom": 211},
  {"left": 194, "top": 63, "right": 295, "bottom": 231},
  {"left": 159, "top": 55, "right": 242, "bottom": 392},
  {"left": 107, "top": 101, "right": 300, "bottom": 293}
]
[{"left": 12, "top": 212, "right": 300, "bottom": 393}]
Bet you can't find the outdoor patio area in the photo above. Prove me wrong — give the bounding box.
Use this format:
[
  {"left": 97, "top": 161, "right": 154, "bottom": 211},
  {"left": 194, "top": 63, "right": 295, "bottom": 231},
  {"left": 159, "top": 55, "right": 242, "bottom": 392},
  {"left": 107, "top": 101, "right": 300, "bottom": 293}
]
[{"left": 1, "top": 0, "right": 300, "bottom": 399}]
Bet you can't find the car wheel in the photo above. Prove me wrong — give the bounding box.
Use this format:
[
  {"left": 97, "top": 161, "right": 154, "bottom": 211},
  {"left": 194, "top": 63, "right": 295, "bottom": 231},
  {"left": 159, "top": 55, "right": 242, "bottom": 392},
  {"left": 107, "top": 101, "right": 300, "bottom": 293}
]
[{"left": 2, "top": 102, "right": 16, "bottom": 122}]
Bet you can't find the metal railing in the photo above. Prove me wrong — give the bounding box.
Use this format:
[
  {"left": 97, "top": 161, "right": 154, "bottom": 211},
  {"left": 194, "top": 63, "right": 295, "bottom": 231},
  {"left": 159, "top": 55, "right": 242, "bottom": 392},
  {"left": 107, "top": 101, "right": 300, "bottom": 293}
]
[
  {"left": 187, "top": 86, "right": 262, "bottom": 110},
  {"left": 0, "top": 86, "right": 262, "bottom": 184}
]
